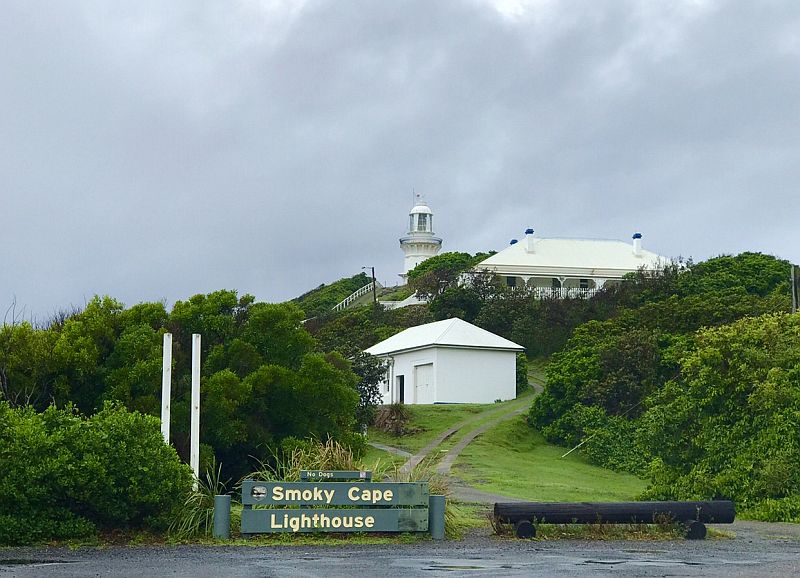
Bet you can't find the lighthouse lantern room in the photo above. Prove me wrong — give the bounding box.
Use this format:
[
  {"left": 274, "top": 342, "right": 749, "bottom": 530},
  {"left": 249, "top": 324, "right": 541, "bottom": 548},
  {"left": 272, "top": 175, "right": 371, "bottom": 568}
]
[{"left": 399, "top": 196, "right": 443, "bottom": 279}]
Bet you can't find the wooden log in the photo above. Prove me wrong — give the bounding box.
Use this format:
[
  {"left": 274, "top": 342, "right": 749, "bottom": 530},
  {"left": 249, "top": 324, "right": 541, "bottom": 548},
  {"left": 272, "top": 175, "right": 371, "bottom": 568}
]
[{"left": 494, "top": 501, "right": 735, "bottom": 525}]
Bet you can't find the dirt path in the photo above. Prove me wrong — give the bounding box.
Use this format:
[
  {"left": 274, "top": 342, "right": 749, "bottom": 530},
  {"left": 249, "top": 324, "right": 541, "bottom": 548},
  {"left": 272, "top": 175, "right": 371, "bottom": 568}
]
[
  {"left": 367, "top": 441, "right": 412, "bottom": 458},
  {"left": 447, "top": 477, "right": 528, "bottom": 504},
  {"left": 435, "top": 406, "right": 528, "bottom": 476}
]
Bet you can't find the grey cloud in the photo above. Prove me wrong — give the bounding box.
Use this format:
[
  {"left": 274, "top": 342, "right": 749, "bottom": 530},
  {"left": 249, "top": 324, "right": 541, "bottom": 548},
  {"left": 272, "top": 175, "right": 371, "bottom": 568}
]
[{"left": 2, "top": 0, "right": 798, "bottom": 320}]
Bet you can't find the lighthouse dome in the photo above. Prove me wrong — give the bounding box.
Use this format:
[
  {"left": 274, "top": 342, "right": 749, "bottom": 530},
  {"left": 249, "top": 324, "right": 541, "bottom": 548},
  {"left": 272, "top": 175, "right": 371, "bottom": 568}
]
[{"left": 409, "top": 203, "right": 433, "bottom": 215}]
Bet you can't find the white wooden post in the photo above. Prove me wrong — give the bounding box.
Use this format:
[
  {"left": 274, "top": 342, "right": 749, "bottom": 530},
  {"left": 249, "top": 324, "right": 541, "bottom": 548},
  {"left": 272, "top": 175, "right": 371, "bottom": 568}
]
[
  {"left": 190, "top": 333, "right": 201, "bottom": 487},
  {"left": 160, "top": 332, "right": 173, "bottom": 444}
]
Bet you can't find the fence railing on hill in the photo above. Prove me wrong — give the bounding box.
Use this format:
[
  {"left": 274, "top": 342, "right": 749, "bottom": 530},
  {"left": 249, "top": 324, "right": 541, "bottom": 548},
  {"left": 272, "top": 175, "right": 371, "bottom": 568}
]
[{"left": 332, "top": 282, "right": 375, "bottom": 312}]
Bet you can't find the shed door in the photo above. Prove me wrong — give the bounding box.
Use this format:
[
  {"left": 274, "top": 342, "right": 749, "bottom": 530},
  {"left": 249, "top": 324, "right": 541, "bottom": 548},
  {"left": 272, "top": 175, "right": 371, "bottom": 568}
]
[{"left": 414, "top": 363, "right": 434, "bottom": 404}]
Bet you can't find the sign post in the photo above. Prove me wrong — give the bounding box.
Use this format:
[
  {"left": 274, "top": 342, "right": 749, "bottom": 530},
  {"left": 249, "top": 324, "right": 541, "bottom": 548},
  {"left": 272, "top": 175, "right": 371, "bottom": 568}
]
[
  {"left": 160, "top": 332, "right": 172, "bottom": 444},
  {"left": 190, "top": 333, "right": 201, "bottom": 486}
]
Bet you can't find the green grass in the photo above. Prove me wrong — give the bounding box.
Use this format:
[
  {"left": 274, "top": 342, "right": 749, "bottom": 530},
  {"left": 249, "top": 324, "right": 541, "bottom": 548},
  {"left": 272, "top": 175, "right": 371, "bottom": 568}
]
[
  {"left": 454, "top": 414, "right": 646, "bottom": 502},
  {"left": 379, "top": 287, "right": 413, "bottom": 302}
]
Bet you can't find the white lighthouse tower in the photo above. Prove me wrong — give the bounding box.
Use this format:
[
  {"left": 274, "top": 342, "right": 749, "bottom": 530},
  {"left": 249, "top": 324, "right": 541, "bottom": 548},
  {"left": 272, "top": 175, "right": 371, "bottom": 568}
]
[{"left": 400, "top": 196, "right": 443, "bottom": 281}]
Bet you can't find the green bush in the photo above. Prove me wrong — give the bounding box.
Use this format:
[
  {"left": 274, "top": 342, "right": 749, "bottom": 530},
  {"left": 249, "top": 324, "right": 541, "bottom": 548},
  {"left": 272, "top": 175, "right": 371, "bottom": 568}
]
[
  {"left": 0, "top": 402, "right": 193, "bottom": 545},
  {"left": 742, "top": 496, "right": 800, "bottom": 523},
  {"left": 515, "top": 353, "right": 528, "bottom": 395},
  {"left": 640, "top": 313, "right": 800, "bottom": 511}
]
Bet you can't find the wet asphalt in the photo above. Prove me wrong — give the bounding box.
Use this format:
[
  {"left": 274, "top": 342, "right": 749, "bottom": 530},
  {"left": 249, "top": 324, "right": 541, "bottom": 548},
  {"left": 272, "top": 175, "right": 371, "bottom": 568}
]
[{"left": 2, "top": 521, "right": 798, "bottom": 577}]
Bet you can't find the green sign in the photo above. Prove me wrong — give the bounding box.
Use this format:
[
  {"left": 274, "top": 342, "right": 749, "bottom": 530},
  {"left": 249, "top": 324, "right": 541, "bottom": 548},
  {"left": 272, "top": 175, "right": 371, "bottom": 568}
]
[
  {"left": 300, "top": 470, "right": 372, "bottom": 481},
  {"left": 241, "top": 508, "right": 428, "bottom": 534},
  {"left": 242, "top": 480, "right": 428, "bottom": 507},
  {"left": 239, "top": 474, "right": 437, "bottom": 536}
]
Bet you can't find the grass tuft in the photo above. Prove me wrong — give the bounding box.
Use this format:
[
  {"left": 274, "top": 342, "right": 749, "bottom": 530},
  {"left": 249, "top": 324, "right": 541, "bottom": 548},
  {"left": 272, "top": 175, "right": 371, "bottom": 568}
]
[
  {"left": 247, "top": 438, "right": 368, "bottom": 482},
  {"left": 168, "top": 459, "right": 229, "bottom": 540}
]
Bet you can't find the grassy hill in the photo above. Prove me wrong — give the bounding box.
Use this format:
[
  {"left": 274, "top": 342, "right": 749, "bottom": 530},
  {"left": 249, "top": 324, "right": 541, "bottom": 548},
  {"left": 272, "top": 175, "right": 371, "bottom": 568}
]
[
  {"left": 366, "top": 393, "right": 645, "bottom": 503},
  {"left": 454, "top": 414, "right": 645, "bottom": 501},
  {"left": 293, "top": 272, "right": 371, "bottom": 318}
]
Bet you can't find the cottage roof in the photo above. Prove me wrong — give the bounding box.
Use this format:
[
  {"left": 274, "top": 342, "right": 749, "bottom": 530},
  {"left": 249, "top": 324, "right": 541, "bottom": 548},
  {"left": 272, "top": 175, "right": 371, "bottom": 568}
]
[
  {"left": 477, "top": 237, "right": 666, "bottom": 277},
  {"left": 365, "top": 318, "right": 524, "bottom": 356}
]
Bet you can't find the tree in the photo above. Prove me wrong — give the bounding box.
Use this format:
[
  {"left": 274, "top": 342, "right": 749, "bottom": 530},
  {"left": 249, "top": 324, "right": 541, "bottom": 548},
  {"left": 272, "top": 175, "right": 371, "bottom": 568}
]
[
  {"left": 429, "top": 285, "right": 483, "bottom": 321},
  {"left": 407, "top": 252, "right": 483, "bottom": 300},
  {"left": 0, "top": 322, "right": 58, "bottom": 409},
  {"left": 200, "top": 369, "right": 252, "bottom": 475},
  {"left": 676, "top": 252, "right": 791, "bottom": 298},
  {"left": 240, "top": 354, "right": 359, "bottom": 447},
  {"left": 350, "top": 352, "right": 387, "bottom": 428},
  {"left": 52, "top": 296, "right": 124, "bottom": 411},
  {"left": 102, "top": 323, "right": 163, "bottom": 415},
  {"left": 241, "top": 302, "right": 314, "bottom": 369}
]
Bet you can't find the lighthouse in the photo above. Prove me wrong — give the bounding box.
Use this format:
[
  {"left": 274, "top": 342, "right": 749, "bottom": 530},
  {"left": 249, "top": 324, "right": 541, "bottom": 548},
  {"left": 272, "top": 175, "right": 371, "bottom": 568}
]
[{"left": 399, "top": 196, "right": 443, "bottom": 281}]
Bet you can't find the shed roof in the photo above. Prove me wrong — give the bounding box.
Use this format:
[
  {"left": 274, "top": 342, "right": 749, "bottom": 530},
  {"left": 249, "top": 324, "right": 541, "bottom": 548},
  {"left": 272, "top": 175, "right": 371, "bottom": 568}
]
[{"left": 365, "top": 318, "right": 524, "bottom": 356}]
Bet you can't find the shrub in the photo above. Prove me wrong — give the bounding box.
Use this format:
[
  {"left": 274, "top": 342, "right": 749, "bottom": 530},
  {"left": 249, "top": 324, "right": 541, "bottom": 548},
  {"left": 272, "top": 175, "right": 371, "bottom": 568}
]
[
  {"left": 515, "top": 353, "right": 528, "bottom": 395},
  {"left": 373, "top": 403, "right": 411, "bottom": 436},
  {"left": 639, "top": 314, "right": 800, "bottom": 514},
  {"left": 743, "top": 496, "right": 800, "bottom": 523},
  {"left": 0, "top": 402, "right": 193, "bottom": 545},
  {"left": 543, "top": 404, "right": 650, "bottom": 474}
]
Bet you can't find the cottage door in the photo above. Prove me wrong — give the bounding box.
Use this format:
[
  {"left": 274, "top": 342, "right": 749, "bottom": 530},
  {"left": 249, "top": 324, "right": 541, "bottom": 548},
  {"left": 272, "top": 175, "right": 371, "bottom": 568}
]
[{"left": 414, "top": 363, "right": 434, "bottom": 404}]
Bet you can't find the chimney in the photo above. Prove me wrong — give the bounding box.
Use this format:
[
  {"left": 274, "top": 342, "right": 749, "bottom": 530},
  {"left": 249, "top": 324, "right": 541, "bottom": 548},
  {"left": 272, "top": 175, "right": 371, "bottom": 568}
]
[
  {"left": 525, "top": 228, "right": 535, "bottom": 253},
  {"left": 632, "top": 232, "right": 643, "bottom": 257}
]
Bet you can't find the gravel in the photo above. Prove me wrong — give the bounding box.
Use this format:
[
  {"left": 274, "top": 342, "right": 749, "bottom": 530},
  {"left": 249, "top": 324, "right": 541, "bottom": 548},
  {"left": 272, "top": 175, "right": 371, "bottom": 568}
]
[{"left": 2, "top": 522, "right": 798, "bottom": 577}]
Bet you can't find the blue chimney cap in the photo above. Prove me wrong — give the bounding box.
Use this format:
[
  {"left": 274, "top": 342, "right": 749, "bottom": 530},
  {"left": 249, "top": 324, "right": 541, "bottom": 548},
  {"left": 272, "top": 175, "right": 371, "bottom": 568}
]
[
  {"left": 510, "top": 239, "right": 518, "bottom": 245},
  {"left": 524, "top": 228, "right": 534, "bottom": 235},
  {"left": 632, "top": 232, "right": 643, "bottom": 239}
]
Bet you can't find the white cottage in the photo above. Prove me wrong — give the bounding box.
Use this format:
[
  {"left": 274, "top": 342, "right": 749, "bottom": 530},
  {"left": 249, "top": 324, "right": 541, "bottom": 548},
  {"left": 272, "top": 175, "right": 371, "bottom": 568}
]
[
  {"left": 365, "top": 318, "right": 524, "bottom": 405},
  {"left": 476, "top": 229, "right": 667, "bottom": 297}
]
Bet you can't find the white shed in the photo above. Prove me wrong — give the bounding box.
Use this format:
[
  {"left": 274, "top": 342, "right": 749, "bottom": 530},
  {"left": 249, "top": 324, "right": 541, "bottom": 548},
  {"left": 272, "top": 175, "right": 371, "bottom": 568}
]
[{"left": 364, "top": 318, "right": 524, "bottom": 405}]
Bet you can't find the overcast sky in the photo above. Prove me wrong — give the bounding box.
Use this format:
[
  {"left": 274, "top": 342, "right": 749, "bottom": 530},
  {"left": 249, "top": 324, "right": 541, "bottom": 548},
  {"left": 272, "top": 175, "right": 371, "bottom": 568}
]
[{"left": 2, "top": 0, "right": 799, "bottom": 321}]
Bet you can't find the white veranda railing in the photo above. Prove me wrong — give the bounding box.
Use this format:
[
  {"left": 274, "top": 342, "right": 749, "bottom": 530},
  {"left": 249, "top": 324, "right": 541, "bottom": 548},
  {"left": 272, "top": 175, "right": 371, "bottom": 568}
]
[{"left": 529, "top": 287, "right": 599, "bottom": 299}]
